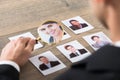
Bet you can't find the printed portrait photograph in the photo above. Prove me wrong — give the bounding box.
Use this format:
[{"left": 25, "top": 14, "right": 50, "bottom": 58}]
[
  {"left": 37, "top": 20, "right": 71, "bottom": 44},
  {"left": 8, "top": 32, "right": 43, "bottom": 50},
  {"left": 83, "top": 32, "right": 112, "bottom": 51},
  {"left": 29, "top": 51, "right": 66, "bottom": 76},
  {"left": 62, "top": 16, "right": 94, "bottom": 34},
  {"left": 57, "top": 40, "right": 91, "bottom": 63}
]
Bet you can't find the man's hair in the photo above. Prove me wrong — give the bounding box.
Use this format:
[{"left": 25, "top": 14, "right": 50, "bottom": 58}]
[
  {"left": 64, "top": 45, "right": 73, "bottom": 50},
  {"left": 91, "top": 36, "right": 100, "bottom": 40},
  {"left": 38, "top": 56, "right": 47, "bottom": 60},
  {"left": 42, "top": 21, "right": 63, "bottom": 30},
  {"left": 69, "top": 20, "right": 78, "bottom": 24}
]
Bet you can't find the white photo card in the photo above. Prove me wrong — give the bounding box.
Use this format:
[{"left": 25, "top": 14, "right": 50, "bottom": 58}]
[
  {"left": 8, "top": 32, "right": 43, "bottom": 50},
  {"left": 29, "top": 51, "right": 66, "bottom": 76},
  {"left": 62, "top": 16, "right": 94, "bottom": 34},
  {"left": 83, "top": 32, "right": 112, "bottom": 51},
  {"left": 57, "top": 40, "right": 91, "bottom": 63}
]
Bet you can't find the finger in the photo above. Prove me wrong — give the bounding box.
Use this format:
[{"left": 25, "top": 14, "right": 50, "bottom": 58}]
[
  {"left": 15, "top": 37, "right": 31, "bottom": 50},
  {"left": 25, "top": 39, "right": 35, "bottom": 52}
]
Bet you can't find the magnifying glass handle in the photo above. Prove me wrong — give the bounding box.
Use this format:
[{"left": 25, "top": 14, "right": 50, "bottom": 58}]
[{"left": 35, "top": 37, "right": 41, "bottom": 44}]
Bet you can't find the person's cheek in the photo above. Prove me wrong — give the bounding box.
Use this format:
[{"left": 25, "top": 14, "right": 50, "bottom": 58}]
[{"left": 45, "top": 28, "right": 50, "bottom": 34}]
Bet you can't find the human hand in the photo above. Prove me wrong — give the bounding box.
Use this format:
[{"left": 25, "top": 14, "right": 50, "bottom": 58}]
[{"left": 0, "top": 37, "right": 35, "bottom": 67}]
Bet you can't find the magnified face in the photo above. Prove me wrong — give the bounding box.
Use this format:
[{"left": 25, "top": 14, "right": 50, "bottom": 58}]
[
  {"left": 37, "top": 21, "right": 64, "bottom": 44},
  {"left": 39, "top": 23, "right": 61, "bottom": 37}
]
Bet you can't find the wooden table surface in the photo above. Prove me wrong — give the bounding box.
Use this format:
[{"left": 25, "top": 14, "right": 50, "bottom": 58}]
[{"left": 0, "top": 0, "right": 110, "bottom": 80}]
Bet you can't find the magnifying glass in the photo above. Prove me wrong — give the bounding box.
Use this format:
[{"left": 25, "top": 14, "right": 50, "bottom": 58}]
[{"left": 37, "top": 21, "right": 64, "bottom": 44}]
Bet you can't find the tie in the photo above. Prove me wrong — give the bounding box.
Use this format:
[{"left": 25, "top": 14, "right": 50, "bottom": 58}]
[{"left": 75, "top": 52, "right": 79, "bottom": 56}]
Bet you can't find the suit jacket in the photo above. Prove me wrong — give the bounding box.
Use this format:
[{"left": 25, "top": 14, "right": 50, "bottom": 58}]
[
  {"left": 0, "top": 64, "right": 19, "bottom": 80},
  {"left": 70, "top": 49, "right": 87, "bottom": 58},
  {"left": 55, "top": 45, "right": 120, "bottom": 80},
  {"left": 70, "top": 23, "right": 88, "bottom": 30},
  {"left": 39, "top": 61, "right": 60, "bottom": 71}
]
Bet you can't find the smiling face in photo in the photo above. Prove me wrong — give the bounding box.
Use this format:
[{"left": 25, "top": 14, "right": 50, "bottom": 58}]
[
  {"left": 37, "top": 21, "right": 64, "bottom": 44},
  {"left": 38, "top": 23, "right": 62, "bottom": 37}
]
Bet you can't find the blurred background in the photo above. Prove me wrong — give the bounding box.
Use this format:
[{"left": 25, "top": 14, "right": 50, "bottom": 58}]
[{"left": 0, "top": 0, "right": 100, "bottom": 36}]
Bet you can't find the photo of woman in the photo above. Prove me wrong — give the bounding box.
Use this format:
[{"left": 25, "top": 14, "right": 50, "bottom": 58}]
[{"left": 37, "top": 21, "right": 64, "bottom": 44}]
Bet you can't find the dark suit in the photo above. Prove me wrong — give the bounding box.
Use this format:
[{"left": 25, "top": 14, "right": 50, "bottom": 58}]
[
  {"left": 55, "top": 45, "right": 120, "bottom": 80},
  {"left": 70, "top": 23, "right": 88, "bottom": 30},
  {"left": 70, "top": 49, "right": 87, "bottom": 58},
  {"left": 39, "top": 61, "right": 60, "bottom": 71},
  {"left": 0, "top": 65, "right": 19, "bottom": 80}
]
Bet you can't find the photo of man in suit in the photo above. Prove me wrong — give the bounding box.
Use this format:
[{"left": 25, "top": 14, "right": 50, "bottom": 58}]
[
  {"left": 69, "top": 20, "right": 88, "bottom": 30},
  {"left": 91, "top": 35, "right": 110, "bottom": 48},
  {"left": 38, "top": 56, "right": 60, "bottom": 71},
  {"left": 64, "top": 45, "right": 87, "bottom": 58}
]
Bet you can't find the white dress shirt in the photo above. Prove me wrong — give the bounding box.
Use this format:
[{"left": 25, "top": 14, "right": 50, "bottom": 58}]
[{"left": 45, "top": 62, "right": 51, "bottom": 68}]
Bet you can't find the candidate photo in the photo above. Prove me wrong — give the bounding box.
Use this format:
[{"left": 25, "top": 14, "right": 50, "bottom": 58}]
[
  {"left": 62, "top": 16, "right": 94, "bottom": 34},
  {"left": 69, "top": 19, "right": 88, "bottom": 30},
  {"left": 91, "top": 35, "right": 111, "bottom": 48},
  {"left": 83, "top": 32, "right": 112, "bottom": 50},
  {"left": 57, "top": 40, "right": 91, "bottom": 63},
  {"left": 29, "top": 51, "right": 66, "bottom": 75},
  {"left": 38, "top": 56, "right": 60, "bottom": 71},
  {"left": 64, "top": 45, "right": 87, "bottom": 58}
]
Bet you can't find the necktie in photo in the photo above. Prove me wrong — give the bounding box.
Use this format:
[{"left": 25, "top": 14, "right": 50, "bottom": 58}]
[{"left": 75, "top": 52, "right": 79, "bottom": 56}]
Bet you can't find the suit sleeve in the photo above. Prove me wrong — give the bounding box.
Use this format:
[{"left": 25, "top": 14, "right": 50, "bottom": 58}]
[{"left": 0, "top": 64, "right": 19, "bottom": 80}]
